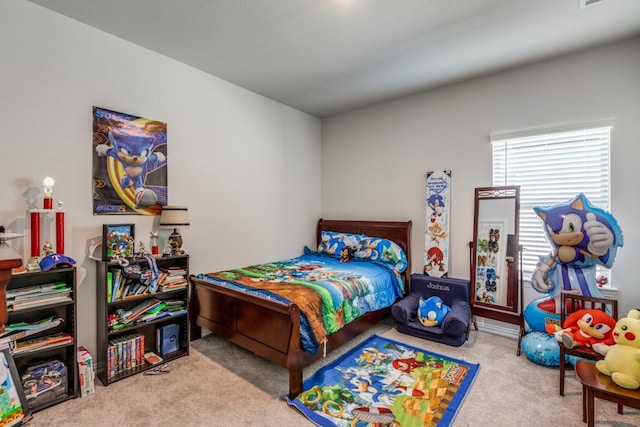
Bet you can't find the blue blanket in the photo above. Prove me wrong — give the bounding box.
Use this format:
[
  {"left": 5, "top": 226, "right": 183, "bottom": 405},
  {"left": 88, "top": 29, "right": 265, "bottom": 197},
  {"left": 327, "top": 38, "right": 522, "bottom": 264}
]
[{"left": 197, "top": 248, "right": 403, "bottom": 353}]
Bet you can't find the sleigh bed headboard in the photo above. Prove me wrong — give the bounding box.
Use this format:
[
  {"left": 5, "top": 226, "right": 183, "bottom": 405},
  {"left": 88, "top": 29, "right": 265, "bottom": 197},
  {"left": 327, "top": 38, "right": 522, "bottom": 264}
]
[{"left": 316, "top": 219, "right": 412, "bottom": 294}]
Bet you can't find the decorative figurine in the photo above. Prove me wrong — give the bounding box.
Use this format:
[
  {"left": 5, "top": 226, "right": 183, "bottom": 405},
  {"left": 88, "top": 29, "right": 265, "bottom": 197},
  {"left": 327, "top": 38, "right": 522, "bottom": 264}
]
[
  {"left": 42, "top": 241, "right": 54, "bottom": 257},
  {"left": 126, "top": 236, "right": 135, "bottom": 257},
  {"left": 137, "top": 241, "right": 148, "bottom": 256}
]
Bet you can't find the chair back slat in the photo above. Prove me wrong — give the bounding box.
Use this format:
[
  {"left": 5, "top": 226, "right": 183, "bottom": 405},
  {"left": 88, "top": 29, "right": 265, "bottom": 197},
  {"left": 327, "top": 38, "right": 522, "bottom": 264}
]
[{"left": 560, "top": 291, "right": 618, "bottom": 323}]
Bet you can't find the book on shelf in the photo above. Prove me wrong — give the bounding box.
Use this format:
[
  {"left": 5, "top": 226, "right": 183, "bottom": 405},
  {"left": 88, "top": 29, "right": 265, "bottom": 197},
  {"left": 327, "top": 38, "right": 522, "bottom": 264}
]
[
  {"left": 6, "top": 281, "right": 68, "bottom": 299},
  {"left": 0, "top": 316, "right": 64, "bottom": 345},
  {"left": 8, "top": 293, "right": 72, "bottom": 311},
  {"left": 160, "top": 267, "right": 187, "bottom": 276},
  {"left": 10, "top": 332, "right": 73, "bottom": 354},
  {"left": 119, "top": 298, "right": 165, "bottom": 324},
  {"left": 107, "top": 271, "right": 113, "bottom": 302},
  {"left": 107, "top": 333, "right": 145, "bottom": 377},
  {"left": 160, "top": 274, "right": 186, "bottom": 284},
  {"left": 157, "top": 323, "right": 180, "bottom": 355},
  {"left": 159, "top": 283, "right": 188, "bottom": 292},
  {"left": 110, "top": 269, "right": 122, "bottom": 302},
  {"left": 7, "top": 281, "right": 72, "bottom": 310}
]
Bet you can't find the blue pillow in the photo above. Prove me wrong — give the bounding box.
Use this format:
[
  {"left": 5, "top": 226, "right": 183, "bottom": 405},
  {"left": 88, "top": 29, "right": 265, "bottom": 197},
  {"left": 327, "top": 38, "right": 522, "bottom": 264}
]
[
  {"left": 317, "top": 231, "right": 366, "bottom": 258},
  {"left": 354, "top": 237, "right": 408, "bottom": 273}
]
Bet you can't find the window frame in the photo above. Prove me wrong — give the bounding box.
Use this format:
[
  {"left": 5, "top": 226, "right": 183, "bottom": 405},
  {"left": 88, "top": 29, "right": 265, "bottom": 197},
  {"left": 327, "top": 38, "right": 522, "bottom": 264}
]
[{"left": 490, "top": 123, "right": 612, "bottom": 287}]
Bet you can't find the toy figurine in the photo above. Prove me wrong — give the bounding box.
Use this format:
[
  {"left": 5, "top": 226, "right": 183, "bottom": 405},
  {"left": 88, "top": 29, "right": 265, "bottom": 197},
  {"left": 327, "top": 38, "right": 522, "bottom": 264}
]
[
  {"left": 41, "top": 241, "right": 54, "bottom": 257},
  {"left": 546, "top": 308, "right": 616, "bottom": 355},
  {"left": 340, "top": 246, "right": 356, "bottom": 263}
]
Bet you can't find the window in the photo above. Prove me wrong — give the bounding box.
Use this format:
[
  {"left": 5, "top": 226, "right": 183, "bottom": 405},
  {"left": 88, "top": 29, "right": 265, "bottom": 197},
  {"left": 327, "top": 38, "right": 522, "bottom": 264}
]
[{"left": 491, "top": 125, "right": 611, "bottom": 285}]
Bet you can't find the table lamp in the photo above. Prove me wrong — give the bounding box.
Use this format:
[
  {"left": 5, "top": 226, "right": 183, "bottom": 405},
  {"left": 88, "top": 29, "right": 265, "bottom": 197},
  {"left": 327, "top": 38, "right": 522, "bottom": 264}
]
[
  {"left": 0, "top": 228, "right": 24, "bottom": 333},
  {"left": 159, "top": 206, "right": 190, "bottom": 253}
]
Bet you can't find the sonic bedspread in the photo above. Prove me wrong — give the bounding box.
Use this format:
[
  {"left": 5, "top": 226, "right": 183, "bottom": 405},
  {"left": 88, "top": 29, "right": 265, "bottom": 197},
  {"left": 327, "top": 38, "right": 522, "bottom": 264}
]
[{"left": 196, "top": 247, "right": 403, "bottom": 354}]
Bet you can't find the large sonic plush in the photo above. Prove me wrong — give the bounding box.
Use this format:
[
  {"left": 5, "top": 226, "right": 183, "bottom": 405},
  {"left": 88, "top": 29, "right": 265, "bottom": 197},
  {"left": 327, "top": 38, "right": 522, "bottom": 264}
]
[
  {"left": 530, "top": 193, "right": 623, "bottom": 314},
  {"left": 521, "top": 194, "right": 623, "bottom": 367},
  {"left": 96, "top": 123, "right": 167, "bottom": 207}
]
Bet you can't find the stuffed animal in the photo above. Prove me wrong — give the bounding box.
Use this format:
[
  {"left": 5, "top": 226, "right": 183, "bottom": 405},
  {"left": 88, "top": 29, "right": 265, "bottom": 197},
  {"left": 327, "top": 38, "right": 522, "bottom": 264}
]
[
  {"left": 596, "top": 309, "right": 640, "bottom": 389},
  {"left": 545, "top": 308, "right": 616, "bottom": 355},
  {"left": 340, "top": 246, "right": 356, "bottom": 263},
  {"left": 417, "top": 296, "right": 450, "bottom": 327}
]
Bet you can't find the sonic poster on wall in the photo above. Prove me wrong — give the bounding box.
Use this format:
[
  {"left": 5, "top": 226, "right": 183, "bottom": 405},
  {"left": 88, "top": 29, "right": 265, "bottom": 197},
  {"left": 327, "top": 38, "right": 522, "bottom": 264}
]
[
  {"left": 424, "top": 170, "right": 451, "bottom": 278},
  {"left": 92, "top": 106, "right": 168, "bottom": 215}
]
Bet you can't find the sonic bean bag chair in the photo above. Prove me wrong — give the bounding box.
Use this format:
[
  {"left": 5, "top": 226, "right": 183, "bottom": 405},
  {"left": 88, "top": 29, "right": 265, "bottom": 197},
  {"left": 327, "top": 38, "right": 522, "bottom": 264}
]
[{"left": 391, "top": 274, "right": 472, "bottom": 346}]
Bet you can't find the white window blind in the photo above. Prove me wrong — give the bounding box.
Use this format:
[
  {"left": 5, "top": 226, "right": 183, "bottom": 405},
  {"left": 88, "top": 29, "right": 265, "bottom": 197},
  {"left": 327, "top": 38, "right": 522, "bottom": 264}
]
[{"left": 491, "top": 126, "right": 611, "bottom": 283}]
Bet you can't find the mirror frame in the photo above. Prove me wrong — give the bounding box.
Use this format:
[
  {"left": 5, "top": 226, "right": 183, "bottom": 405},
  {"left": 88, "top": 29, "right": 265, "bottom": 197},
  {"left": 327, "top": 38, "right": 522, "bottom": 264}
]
[{"left": 470, "top": 186, "right": 524, "bottom": 352}]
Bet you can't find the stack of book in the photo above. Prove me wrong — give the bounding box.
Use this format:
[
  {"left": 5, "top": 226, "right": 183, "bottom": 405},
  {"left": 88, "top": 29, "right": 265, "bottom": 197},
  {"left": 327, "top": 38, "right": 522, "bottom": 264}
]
[
  {"left": 108, "top": 269, "right": 151, "bottom": 302},
  {"left": 107, "top": 333, "right": 145, "bottom": 378},
  {"left": 134, "top": 300, "right": 187, "bottom": 323},
  {"left": 157, "top": 267, "right": 188, "bottom": 291},
  {"left": 115, "top": 298, "right": 165, "bottom": 327},
  {"left": 0, "top": 316, "right": 63, "bottom": 346},
  {"left": 11, "top": 332, "right": 73, "bottom": 355},
  {"left": 7, "top": 282, "right": 72, "bottom": 311}
]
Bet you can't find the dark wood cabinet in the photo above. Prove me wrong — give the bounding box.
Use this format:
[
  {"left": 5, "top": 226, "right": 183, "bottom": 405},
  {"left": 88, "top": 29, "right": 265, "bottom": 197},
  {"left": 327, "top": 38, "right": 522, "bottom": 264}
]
[
  {"left": 95, "top": 255, "right": 189, "bottom": 385},
  {"left": 7, "top": 267, "right": 77, "bottom": 412}
]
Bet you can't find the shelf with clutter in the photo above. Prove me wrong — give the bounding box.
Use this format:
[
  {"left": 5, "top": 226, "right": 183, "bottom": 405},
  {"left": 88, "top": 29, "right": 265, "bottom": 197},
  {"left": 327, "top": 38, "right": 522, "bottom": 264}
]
[
  {"left": 95, "top": 253, "right": 190, "bottom": 385},
  {"left": 0, "top": 175, "right": 81, "bottom": 418}
]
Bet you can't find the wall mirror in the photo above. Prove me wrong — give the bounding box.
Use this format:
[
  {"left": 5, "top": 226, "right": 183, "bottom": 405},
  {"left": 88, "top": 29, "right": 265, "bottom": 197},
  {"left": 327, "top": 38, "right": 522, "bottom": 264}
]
[{"left": 470, "top": 186, "right": 524, "bottom": 352}]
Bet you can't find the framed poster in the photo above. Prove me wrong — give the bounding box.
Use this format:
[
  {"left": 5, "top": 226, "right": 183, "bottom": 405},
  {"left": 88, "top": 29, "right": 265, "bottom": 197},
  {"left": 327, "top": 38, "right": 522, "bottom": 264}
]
[
  {"left": 0, "top": 348, "right": 32, "bottom": 426},
  {"left": 102, "top": 224, "right": 135, "bottom": 260},
  {"left": 92, "top": 106, "right": 168, "bottom": 215},
  {"left": 424, "top": 170, "right": 451, "bottom": 278}
]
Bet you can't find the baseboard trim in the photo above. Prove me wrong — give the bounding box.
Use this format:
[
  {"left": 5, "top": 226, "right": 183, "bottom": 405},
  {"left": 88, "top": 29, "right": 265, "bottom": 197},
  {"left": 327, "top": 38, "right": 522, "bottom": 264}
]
[{"left": 474, "top": 319, "right": 520, "bottom": 340}]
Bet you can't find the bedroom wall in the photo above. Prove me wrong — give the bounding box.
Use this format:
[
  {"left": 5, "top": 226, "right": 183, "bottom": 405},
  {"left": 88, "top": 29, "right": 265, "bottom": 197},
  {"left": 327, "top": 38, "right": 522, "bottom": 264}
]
[
  {"left": 0, "top": 1, "right": 322, "bottom": 355},
  {"left": 321, "top": 36, "right": 640, "bottom": 331}
]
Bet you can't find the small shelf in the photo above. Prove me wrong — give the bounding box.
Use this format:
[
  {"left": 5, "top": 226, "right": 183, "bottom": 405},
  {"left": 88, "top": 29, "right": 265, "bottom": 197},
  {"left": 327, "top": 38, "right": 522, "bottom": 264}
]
[
  {"left": 95, "top": 255, "right": 190, "bottom": 386},
  {"left": 7, "top": 267, "right": 78, "bottom": 412}
]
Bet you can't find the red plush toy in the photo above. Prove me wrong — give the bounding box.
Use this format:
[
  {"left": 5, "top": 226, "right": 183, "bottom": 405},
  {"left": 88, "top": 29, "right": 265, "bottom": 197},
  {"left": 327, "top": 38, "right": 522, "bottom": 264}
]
[{"left": 545, "top": 308, "right": 616, "bottom": 355}]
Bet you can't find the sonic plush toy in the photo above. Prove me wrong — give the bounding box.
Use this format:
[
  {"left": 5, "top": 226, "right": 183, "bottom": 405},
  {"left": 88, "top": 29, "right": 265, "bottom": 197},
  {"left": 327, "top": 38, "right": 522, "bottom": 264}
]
[
  {"left": 417, "top": 296, "right": 451, "bottom": 327},
  {"left": 96, "top": 124, "right": 166, "bottom": 207}
]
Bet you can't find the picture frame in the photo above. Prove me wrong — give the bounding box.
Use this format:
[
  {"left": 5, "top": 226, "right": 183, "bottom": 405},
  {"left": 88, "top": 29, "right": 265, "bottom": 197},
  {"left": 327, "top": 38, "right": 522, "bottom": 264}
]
[
  {"left": 102, "top": 224, "right": 135, "bottom": 261},
  {"left": 0, "top": 348, "right": 32, "bottom": 426}
]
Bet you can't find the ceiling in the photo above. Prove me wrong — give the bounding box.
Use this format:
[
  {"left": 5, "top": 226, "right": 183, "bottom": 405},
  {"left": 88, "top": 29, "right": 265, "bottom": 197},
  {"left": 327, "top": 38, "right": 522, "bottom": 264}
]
[{"left": 28, "top": 0, "right": 640, "bottom": 118}]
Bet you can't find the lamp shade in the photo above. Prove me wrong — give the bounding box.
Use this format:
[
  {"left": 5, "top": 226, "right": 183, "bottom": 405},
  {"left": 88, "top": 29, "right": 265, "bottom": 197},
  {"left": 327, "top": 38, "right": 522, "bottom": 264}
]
[{"left": 159, "top": 206, "right": 190, "bottom": 229}]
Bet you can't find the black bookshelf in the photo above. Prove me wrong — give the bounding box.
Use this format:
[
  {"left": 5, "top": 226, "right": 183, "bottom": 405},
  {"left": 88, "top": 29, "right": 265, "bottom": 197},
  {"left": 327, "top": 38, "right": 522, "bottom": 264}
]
[{"left": 95, "top": 255, "right": 190, "bottom": 385}]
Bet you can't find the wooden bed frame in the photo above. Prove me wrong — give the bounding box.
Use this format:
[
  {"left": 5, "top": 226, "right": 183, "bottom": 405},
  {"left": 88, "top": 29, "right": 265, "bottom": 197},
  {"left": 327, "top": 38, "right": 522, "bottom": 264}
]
[{"left": 189, "top": 219, "right": 412, "bottom": 398}]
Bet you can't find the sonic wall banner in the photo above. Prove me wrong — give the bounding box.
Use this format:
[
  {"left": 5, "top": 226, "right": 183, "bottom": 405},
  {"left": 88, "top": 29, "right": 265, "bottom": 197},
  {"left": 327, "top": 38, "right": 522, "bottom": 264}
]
[
  {"left": 92, "top": 107, "right": 167, "bottom": 215},
  {"left": 424, "top": 170, "right": 451, "bottom": 278}
]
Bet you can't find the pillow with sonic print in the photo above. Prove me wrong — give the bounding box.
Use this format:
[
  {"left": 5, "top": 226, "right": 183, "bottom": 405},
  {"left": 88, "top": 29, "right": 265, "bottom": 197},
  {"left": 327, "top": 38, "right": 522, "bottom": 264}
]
[{"left": 317, "top": 231, "right": 366, "bottom": 258}]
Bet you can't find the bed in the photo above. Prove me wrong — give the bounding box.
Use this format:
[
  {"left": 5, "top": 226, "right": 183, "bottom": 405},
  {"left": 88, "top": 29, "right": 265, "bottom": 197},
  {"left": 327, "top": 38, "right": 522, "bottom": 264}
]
[{"left": 189, "top": 219, "right": 412, "bottom": 398}]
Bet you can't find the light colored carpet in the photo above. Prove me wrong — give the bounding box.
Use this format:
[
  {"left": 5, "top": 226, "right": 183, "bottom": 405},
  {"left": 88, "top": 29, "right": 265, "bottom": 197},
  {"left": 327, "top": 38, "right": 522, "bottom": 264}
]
[{"left": 27, "top": 317, "right": 640, "bottom": 426}]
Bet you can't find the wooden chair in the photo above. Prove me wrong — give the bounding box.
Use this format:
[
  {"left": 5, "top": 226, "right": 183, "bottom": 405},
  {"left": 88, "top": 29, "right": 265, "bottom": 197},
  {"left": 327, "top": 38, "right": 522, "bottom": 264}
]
[{"left": 558, "top": 291, "right": 618, "bottom": 396}]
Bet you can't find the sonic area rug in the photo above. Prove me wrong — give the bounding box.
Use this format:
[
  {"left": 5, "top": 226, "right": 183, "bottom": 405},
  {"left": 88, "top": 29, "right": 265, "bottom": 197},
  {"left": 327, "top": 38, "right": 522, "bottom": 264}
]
[{"left": 287, "top": 334, "right": 479, "bottom": 427}]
